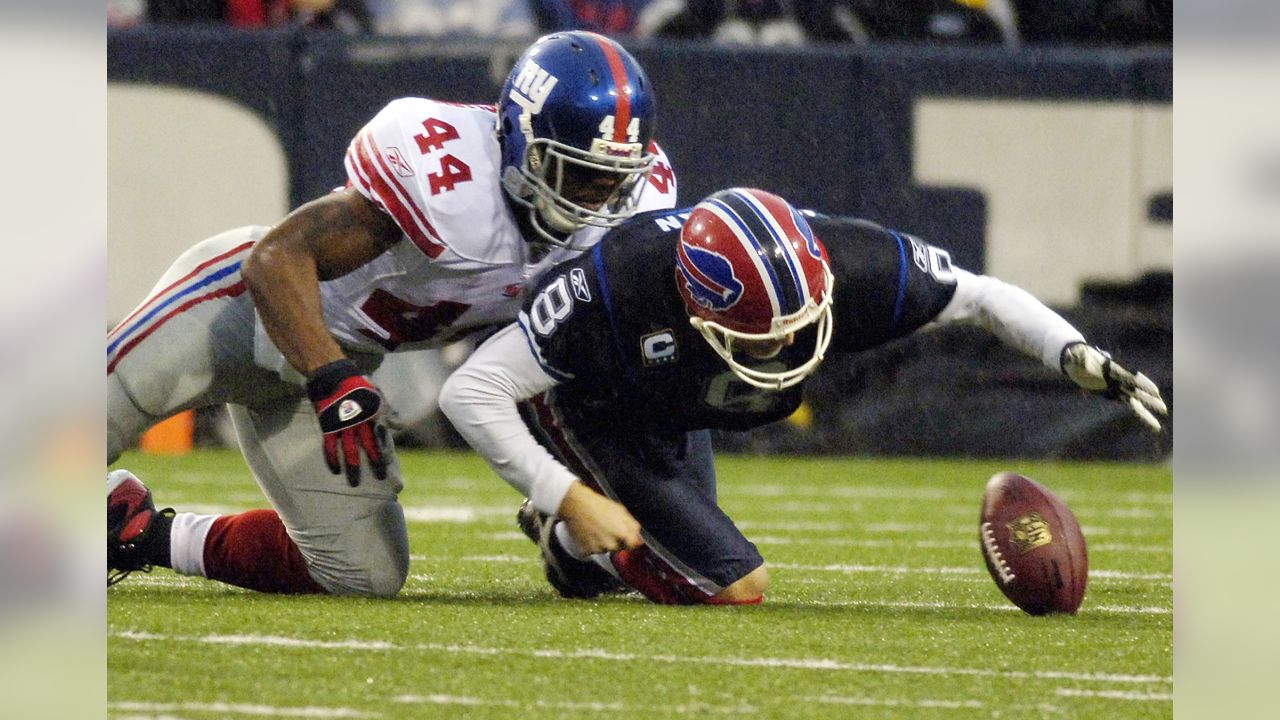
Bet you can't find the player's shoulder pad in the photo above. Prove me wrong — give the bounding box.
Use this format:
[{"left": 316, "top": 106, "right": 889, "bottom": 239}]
[
  {"left": 632, "top": 140, "right": 678, "bottom": 211},
  {"left": 345, "top": 98, "right": 509, "bottom": 262}
]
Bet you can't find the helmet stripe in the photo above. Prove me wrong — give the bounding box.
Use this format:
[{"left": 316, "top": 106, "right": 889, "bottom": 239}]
[
  {"left": 711, "top": 192, "right": 804, "bottom": 315},
  {"left": 733, "top": 190, "right": 811, "bottom": 311},
  {"left": 704, "top": 199, "right": 784, "bottom": 318},
  {"left": 591, "top": 34, "right": 632, "bottom": 143}
]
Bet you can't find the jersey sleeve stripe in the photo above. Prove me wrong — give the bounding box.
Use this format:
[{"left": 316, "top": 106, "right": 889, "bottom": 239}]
[
  {"left": 349, "top": 131, "right": 446, "bottom": 258},
  {"left": 887, "top": 230, "right": 910, "bottom": 330}
]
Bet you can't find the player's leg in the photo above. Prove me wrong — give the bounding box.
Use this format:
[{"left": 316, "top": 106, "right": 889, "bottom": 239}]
[
  {"left": 107, "top": 226, "right": 407, "bottom": 596},
  {"left": 107, "top": 225, "right": 274, "bottom": 463},
  {"left": 107, "top": 225, "right": 317, "bottom": 589},
  {"left": 226, "top": 396, "right": 409, "bottom": 597},
  {"left": 522, "top": 395, "right": 765, "bottom": 605}
]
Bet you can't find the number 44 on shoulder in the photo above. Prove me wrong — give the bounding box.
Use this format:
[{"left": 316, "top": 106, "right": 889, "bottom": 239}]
[{"left": 413, "top": 117, "right": 473, "bottom": 195}]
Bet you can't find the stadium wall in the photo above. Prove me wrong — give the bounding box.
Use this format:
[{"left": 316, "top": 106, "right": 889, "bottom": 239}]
[{"left": 107, "top": 29, "right": 1172, "bottom": 460}]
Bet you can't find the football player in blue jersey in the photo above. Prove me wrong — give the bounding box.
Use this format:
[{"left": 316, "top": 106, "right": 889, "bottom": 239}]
[{"left": 439, "top": 187, "right": 1167, "bottom": 605}]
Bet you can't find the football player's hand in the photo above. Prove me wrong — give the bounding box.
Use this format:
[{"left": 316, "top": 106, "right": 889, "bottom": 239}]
[
  {"left": 307, "top": 359, "right": 388, "bottom": 486},
  {"left": 1061, "top": 341, "right": 1168, "bottom": 432},
  {"left": 556, "top": 483, "right": 644, "bottom": 555}
]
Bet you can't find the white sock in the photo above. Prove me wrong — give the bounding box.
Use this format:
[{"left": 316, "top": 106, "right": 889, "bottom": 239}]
[
  {"left": 554, "top": 521, "right": 622, "bottom": 578},
  {"left": 169, "top": 512, "right": 218, "bottom": 577}
]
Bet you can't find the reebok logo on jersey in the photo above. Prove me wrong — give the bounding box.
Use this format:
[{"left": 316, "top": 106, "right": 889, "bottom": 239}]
[
  {"left": 385, "top": 147, "right": 415, "bottom": 178},
  {"left": 338, "top": 399, "right": 362, "bottom": 422},
  {"left": 570, "top": 268, "right": 591, "bottom": 303}
]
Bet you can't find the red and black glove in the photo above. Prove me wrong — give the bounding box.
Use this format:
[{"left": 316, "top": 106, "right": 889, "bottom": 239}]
[{"left": 307, "top": 359, "right": 388, "bottom": 486}]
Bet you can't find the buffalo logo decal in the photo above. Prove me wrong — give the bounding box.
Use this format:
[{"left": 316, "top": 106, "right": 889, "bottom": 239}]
[{"left": 677, "top": 241, "right": 743, "bottom": 312}]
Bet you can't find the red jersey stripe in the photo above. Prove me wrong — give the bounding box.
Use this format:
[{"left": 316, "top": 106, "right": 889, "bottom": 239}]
[
  {"left": 593, "top": 35, "right": 631, "bottom": 143},
  {"left": 351, "top": 132, "right": 445, "bottom": 258},
  {"left": 108, "top": 241, "right": 255, "bottom": 341}
]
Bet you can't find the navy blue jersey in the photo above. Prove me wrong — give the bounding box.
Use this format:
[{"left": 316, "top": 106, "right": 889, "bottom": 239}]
[{"left": 517, "top": 209, "right": 959, "bottom": 431}]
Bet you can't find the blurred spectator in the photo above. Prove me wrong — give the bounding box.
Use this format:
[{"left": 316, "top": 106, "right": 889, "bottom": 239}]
[
  {"left": 637, "top": 0, "right": 807, "bottom": 45},
  {"left": 1017, "top": 0, "right": 1170, "bottom": 45},
  {"left": 792, "top": 1, "right": 1019, "bottom": 47},
  {"left": 640, "top": 0, "right": 1168, "bottom": 47},
  {"left": 531, "top": 0, "right": 653, "bottom": 34},
  {"left": 137, "top": 0, "right": 373, "bottom": 31},
  {"left": 364, "top": 0, "right": 535, "bottom": 37},
  {"left": 638, "top": 0, "right": 1013, "bottom": 46}
]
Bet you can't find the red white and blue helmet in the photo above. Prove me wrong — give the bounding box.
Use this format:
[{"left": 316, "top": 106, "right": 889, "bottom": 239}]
[
  {"left": 498, "top": 31, "right": 657, "bottom": 245},
  {"left": 676, "top": 188, "right": 835, "bottom": 390}
]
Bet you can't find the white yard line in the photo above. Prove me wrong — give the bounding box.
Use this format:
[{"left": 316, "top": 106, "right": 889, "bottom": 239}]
[
  {"left": 724, "top": 484, "right": 1170, "bottom": 505},
  {"left": 400, "top": 506, "right": 513, "bottom": 523},
  {"left": 804, "top": 695, "right": 983, "bottom": 710},
  {"left": 108, "top": 701, "right": 378, "bottom": 717},
  {"left": 392, "top": 694, "right": 752, "bottom": 715},
  {"left": 796, "top": 599, "right": 1170, "bottom": 616},
  {"left": 109, "top": 631, "right": 1171, "bottom": 685},
  {"left": 1055, "top": 688, "right": 1173, "bottom": 702},
  {"left": 770, "top": 563, "right": 1171, "bottom": 581}
]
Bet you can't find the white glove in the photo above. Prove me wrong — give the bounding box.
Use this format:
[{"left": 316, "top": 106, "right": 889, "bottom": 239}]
[{"left": 1060, "top": 342, "right": 1168, "bottom": 432}]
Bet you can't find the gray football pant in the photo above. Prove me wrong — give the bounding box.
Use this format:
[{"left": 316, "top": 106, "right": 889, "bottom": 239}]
[{"left": 107, "top": 226, "right": 409, "bottom": 597}]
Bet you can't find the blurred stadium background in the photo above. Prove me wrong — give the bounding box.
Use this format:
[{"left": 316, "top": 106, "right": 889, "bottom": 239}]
[{"left": 107, "top": 4, "right": 1172, "bottom": 463}]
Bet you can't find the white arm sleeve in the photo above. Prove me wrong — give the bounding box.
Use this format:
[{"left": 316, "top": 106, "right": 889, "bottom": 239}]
[
  {"left": 438, "top": 324, "right": 579, "bottom": 516},
  {"left": 933, "top": 267, "right": 1085, "bottom": 370}
]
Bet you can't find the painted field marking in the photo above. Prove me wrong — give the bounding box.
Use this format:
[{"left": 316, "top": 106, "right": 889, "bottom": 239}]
[
  {"left": 795, "top": 598, "right": 1170, "bottom": 616},
  {"left": 771, "top": 562, "right": 1171, "bottom": 582},
  {"left": 1055, "top": 688, "right": 1173, "bottom": 701},
  {"left": 110, "top": 631, "right": 1172, "bottom": 685},
  {"left": 480, "top": 531, "right": 1167, "bottom": 555},
  {"left": 401, "top": 506, "right": 512, "bottom": 523},
  {"left": 725, "top": 484, "right": 1170, "bottom": 506},
  {"left": 804, "top": 695, "right": 983, "bottom": 709},
  {"left": 392, "top": 694, "right": 751, "bottom": 715},
  {"left": 108, "top": 700, "right": 377, "bottom": 717}
]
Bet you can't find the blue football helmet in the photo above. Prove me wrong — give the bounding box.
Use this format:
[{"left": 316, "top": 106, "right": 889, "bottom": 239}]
[{"left": 498, "top": 31, "right": 657, "bottom": 245}]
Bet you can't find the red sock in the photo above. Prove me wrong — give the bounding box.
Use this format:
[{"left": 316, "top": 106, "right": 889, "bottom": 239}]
[{"left": 203, "top": 510, "right": 326, "bottom": 594}]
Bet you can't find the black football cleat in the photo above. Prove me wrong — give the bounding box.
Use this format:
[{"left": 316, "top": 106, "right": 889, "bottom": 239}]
[
  {"left": 516, "top": 500, "right": 626, "bottom": 599},
  {"left": 107, "top": 469, "right": 173, "bottom": 587}
]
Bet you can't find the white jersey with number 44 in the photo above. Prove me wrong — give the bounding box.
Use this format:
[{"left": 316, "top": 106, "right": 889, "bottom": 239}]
[{"left": 297, "top": 98, "right": 677, "bottom": 357}]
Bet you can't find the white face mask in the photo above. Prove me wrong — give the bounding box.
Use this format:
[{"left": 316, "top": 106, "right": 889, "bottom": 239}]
[{"left": 690, "top": 265, "right": 836, "bottom": 391}]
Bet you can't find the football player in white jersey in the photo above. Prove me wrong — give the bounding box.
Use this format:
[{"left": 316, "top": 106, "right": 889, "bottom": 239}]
[{"left": 107, "top": 31, "right": 675, "bottom": 596}]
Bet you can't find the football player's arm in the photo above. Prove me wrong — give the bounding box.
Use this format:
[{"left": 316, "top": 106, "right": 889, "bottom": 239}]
[
  {"left": 242, "top": 187, "right": 401, "bottom": 374},
  {"left": 241, "top": 188, "right": 403, "bottom": 484},
  {"left": 934, "top": 268, "right": 1167, "bottom": 430},
  {"left": 439, "top": 325, "right": 644, "bottom": 554}
]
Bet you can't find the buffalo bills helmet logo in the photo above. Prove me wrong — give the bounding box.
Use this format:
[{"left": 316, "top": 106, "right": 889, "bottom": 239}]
[
  {"left": 677, "top": 241, "right": 743, "bottom": 312},
  {"left": 791, "top": 207, "right": 822, "bottom": 259}
]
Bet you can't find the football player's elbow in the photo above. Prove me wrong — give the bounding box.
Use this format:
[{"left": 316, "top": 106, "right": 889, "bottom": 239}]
[
  {"left": 437, "top": 373, "right": 468, "bottom": 427},
  {"left": 240, "top": 242, "right": 278, "bottom": 293},
  {"left": 438, "top": 370, "right": 490, "bottom": 431}
]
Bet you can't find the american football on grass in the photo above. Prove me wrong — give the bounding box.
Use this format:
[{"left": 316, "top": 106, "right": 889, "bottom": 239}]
[{"left": 979, "top": 472, "right": 1088, "bottom": 615}]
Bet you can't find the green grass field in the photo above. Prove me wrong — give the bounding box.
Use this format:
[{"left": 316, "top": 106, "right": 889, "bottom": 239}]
[{"left": 107, "top": 449, "right": 1171, "bottom": 719}]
